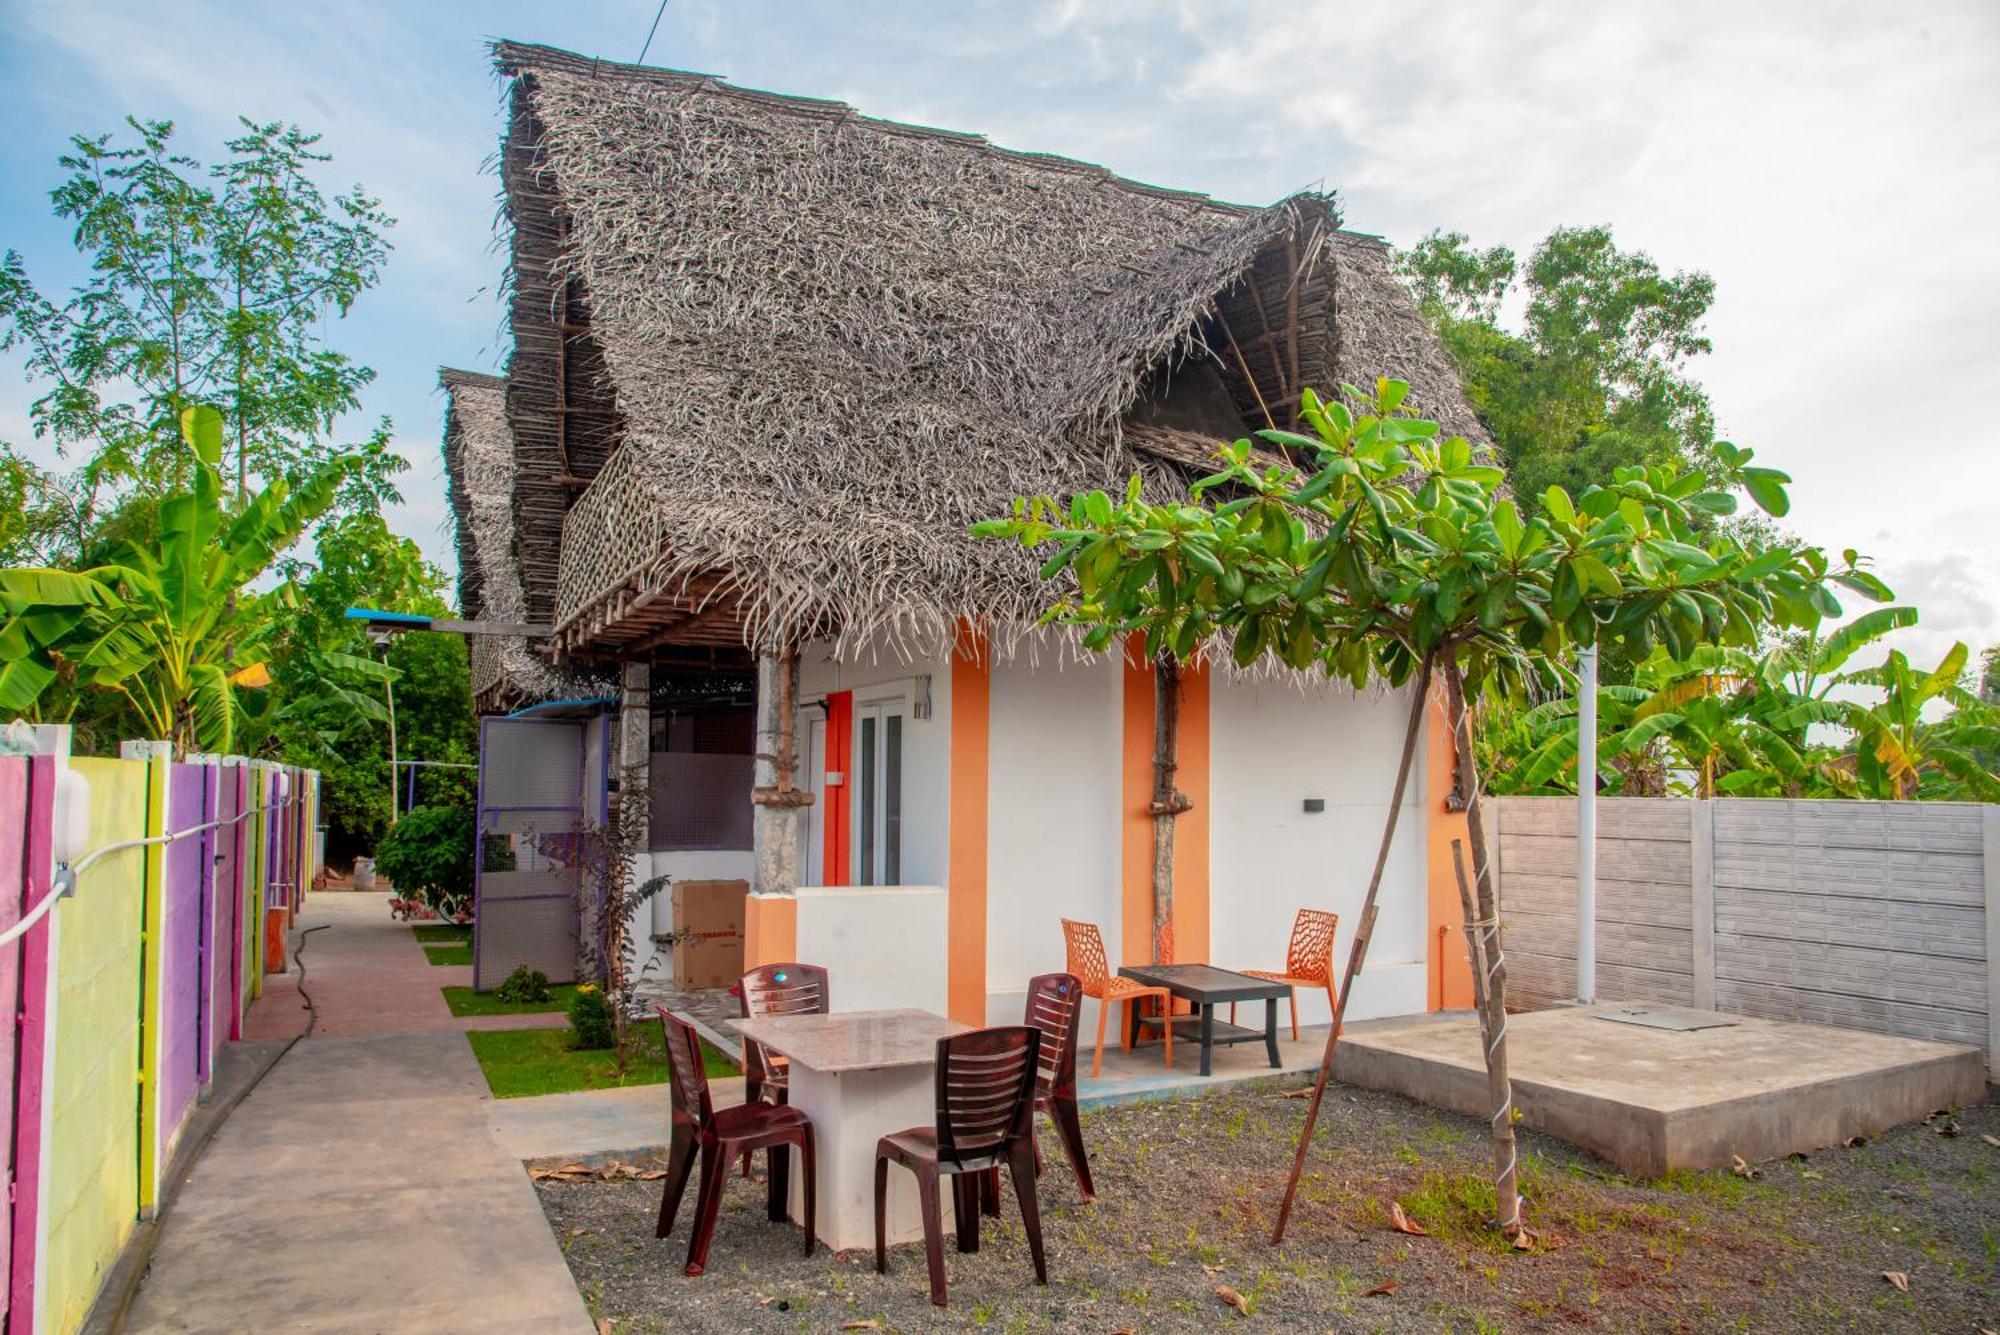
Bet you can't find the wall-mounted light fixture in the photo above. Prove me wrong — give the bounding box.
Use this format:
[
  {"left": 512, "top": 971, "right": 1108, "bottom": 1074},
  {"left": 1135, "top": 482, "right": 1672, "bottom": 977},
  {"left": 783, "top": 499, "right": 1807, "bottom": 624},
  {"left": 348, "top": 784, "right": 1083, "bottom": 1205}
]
[
  {"left": 1302, "top": 798, "right": 1326, "bottom": 814},
  {"left": 912, "top": 674, "right": 934, "bottom": 721}
]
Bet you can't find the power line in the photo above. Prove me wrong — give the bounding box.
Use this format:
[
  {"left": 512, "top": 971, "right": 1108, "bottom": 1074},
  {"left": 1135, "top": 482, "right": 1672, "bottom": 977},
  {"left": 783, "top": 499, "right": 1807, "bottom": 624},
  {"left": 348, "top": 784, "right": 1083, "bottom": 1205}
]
[{"left": 637, "top": 0, "right": 670, "bottom": 65}]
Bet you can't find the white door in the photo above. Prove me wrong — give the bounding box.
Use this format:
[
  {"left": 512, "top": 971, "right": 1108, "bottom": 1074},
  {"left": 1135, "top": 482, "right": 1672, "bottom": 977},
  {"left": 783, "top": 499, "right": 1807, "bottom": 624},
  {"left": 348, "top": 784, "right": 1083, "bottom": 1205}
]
[
  {"left": 853, "top": 700, "right": 904, "bottom": 885},
  {"left": 802, "top": 713, "right": 826, "bottom": 883}
]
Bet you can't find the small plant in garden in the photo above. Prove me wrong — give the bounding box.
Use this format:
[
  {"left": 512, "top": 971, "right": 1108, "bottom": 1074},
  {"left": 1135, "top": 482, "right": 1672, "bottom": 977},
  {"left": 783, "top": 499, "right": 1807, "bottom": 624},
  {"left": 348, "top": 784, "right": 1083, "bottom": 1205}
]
[
  {"left": 372, "top": 802, "right": 474, "bottom": 920},
  {"left": 496, "top": 965, "right": 551, "bottom": 1006},
  {"left": 570, "top": 809, "right": 670, "bottom": 1074},
  {"left": 567, "top": 984, "right": 616, "bottom": 1051}
]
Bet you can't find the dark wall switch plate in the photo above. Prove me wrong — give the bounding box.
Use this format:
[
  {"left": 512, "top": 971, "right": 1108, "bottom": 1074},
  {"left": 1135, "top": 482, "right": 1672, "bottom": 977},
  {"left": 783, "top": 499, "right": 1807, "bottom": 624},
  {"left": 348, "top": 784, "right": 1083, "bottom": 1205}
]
[{"left": 1302, "top": 798, "right": 1326, "bottom": 813}]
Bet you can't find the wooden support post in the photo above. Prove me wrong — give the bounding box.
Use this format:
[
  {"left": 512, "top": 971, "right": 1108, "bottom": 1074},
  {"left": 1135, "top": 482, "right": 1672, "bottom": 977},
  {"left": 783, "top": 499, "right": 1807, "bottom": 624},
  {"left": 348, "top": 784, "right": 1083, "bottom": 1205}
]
[
  {"left": 617, "top": 662, "right": 651, "bottom": 853},
  {"left": 1149, "top": 656, "right": 1192, "bottom": 963}
]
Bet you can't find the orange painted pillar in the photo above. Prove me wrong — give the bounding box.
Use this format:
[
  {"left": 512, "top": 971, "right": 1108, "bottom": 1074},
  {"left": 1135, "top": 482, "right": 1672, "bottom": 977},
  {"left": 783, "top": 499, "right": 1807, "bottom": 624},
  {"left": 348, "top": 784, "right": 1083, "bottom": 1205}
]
[
  {"left": 946, "top": 625, "right": 990, "bottom": 1025},
  {"left": 1424, "top": 684, "right": 1477, "bottom": 1010},
  {"left": 1119, "top": 647, "right": 1209, "bottom": 969},
  {"left": 742, "top": 894, "right": 798, "bottom": 970}
]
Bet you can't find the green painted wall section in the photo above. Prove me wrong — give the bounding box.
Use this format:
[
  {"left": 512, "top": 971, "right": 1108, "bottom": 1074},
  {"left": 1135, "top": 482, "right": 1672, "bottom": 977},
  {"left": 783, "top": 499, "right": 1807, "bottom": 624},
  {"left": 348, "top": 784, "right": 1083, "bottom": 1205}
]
[{"left": 43, "top": 758, "right": 146, "bottom": 1335}]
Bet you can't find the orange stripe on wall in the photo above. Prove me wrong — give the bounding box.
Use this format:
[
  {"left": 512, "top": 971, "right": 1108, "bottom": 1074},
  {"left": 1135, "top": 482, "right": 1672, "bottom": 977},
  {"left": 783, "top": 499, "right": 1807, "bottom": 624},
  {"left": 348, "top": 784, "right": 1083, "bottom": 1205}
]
[
  {"left": 947, "top": 625, "right": 990, "bottom": 1025},
  {"left": 1119, "top": 644, "right": 1211, "bottom": 966},
  {"left": 1424, "top": 683, "right": 1476, "bottom": 1010},
  {"left": 743, "top": 894, "right": 797, "bottom": 972}
]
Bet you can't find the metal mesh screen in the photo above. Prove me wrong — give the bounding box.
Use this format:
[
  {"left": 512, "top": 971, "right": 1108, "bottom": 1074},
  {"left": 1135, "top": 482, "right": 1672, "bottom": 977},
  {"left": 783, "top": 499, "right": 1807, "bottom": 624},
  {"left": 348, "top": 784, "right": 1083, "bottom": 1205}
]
[
  {"left": 475, "top": 716, "right": 586, "bottom": 990},
  {"left": 649, "top": 753, "right": 754, "bottom": 851}
]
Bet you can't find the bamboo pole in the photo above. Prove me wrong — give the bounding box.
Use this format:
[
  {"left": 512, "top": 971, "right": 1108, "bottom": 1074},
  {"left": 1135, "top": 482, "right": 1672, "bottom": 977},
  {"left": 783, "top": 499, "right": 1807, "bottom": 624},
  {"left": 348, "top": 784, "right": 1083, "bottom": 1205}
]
[
  {"left": 1271, "top": 652, "right": 1434, "bottom": 1243},
  {"left": 1442, "top": 644, "right": 1524, "bottom": 1237}
]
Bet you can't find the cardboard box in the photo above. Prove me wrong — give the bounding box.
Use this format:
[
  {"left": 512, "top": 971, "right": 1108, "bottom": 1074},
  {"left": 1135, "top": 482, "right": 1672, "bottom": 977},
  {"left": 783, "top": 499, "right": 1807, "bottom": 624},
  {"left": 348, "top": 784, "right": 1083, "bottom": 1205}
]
[{"left": 672, "top": 879, "right": 747, "bottom": 989}]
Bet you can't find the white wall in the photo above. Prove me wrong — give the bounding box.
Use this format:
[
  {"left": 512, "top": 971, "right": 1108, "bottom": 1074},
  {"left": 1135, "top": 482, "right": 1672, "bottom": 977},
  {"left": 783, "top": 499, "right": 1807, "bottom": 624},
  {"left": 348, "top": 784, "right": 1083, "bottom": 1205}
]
[
  {"left": 984, "top": 648, "right": 1125, "bottom": 1025},
  {"left": 795, "top": 884, "right": 949, "bottom": 1014},
  {"left": 798, "top": 638, "right": 952, "bottom": 888},
  {"left": 1209, "top": 677, "right": 1430, "bottom": 1026}
]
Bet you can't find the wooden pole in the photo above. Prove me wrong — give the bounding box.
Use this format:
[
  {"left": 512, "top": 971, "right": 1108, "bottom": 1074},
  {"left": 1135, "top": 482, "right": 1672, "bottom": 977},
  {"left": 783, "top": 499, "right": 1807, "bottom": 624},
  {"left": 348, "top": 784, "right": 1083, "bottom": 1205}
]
[
  {"left": 1149, "top": 655, "right": 1191, "bottom": 963},
  {"left": 1271, "top": 652, "right": 1434, "bottom": 1243},
  {"left": 1442, "top": 643, "right": 1523, "bottom": 1237}
]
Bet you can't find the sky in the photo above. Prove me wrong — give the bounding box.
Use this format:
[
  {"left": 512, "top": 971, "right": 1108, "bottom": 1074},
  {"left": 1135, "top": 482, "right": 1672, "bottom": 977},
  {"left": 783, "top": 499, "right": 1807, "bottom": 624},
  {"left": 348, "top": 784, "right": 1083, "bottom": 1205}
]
[{"left": 1, "top": 0, "right": 1995, "bottom": 671}]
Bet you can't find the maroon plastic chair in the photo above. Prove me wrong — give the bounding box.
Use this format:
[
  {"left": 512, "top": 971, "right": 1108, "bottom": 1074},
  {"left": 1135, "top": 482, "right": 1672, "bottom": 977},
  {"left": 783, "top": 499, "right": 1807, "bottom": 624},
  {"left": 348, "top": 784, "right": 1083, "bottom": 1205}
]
[
  {"left": 874, "top": 1026, "right": 1047, "bottom": 1308},
  {"left": 654, "top": 1007, "right": 816, "bottom": 1276},
  {"left": 737, "top": 963, "right": 830, "bottom": 1176},
  {"left": 1024, "top": 971, "right": 1094, "bottom": 1200}
]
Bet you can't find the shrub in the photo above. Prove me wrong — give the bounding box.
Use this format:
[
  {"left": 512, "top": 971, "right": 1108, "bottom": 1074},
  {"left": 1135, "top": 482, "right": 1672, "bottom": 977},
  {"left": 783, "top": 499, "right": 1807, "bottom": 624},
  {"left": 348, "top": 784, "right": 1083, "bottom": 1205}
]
[
  {"left": 372, "top": 803, "right": 475, "bottom": 918},
  {"left": 568, "top": 983, "right": 615, "bottom": 1051},
  {"left": 496, "top": 965, "right": 551, "bottom": 1005}
]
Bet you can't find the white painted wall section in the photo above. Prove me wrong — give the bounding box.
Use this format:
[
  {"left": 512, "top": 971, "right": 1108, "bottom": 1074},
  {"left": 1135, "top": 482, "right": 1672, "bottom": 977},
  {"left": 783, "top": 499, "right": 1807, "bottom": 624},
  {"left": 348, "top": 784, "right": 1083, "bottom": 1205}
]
[
  {"left": 1208, "top": 677, "right": 1430, "bottom": 1026},
  {"left": 983, "top": 649, "right": 1124, "bottom": 1026},
  {"left": 794, "top": 884, "right": 949, "bottom": 1014}
]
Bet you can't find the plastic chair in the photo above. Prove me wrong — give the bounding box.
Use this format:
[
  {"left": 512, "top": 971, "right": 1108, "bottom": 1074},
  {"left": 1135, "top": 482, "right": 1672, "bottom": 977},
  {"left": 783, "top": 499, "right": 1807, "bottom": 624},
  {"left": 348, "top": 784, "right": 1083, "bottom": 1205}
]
[
  {"left": 653, "top": 1007, "right": 817, "bottom": 1276},
  {"left": 874, "top": 1026, "right": 1048, "bottom": 1308},
  {"left": 1229, "top": 908, "right": 1339, "bottom": 1041},
  {"left": 1061, "top": 918, "right": 1172, "bottom": 1077},
  {"left": 737, "top": 963, "right": 829, "bottom": 1175},
  {"left": 1022, "top": 971, "right": 1094, "bottom": 1199}
]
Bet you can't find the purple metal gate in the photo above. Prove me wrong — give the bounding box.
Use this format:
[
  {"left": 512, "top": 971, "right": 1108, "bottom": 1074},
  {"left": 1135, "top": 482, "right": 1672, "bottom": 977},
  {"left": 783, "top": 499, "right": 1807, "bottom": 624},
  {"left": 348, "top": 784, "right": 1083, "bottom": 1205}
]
[{"left": 472, "top": 717, "right": 587, "bottom": 991}]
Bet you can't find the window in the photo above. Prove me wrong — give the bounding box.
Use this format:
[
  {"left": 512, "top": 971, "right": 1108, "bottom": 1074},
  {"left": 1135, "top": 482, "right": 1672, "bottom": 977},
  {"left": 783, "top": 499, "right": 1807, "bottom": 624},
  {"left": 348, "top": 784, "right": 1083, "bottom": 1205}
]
[{"left": 854, "top": 700, "right": 903, "bottom": 885}]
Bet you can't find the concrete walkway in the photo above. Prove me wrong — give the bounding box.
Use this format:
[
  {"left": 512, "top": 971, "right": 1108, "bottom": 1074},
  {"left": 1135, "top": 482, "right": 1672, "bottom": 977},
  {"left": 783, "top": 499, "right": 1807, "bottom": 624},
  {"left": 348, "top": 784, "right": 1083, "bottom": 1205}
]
[{"left": 125, "top": 893, "right": 595, "bottom": 1334}]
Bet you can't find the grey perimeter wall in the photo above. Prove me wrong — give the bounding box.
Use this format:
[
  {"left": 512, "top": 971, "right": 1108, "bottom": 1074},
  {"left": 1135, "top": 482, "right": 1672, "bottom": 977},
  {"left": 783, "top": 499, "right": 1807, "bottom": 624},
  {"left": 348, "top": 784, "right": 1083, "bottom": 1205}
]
[{"left": 1493, "top": 797, "right": 2000, "bottom": 1075}]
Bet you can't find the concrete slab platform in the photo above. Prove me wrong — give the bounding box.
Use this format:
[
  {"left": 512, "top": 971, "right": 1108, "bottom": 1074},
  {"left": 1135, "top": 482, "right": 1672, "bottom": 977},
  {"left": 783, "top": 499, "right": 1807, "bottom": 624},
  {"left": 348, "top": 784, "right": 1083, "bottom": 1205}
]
[
  {"left": 485, "top": 1075, "right": 746, "bottom": 1161},
  {"left": 1077, "top": 1023, "right": 1325, "bottom": 1108},
  {"left": 1332, "top": 1006, "right": 1989, "bottom": 1178}
]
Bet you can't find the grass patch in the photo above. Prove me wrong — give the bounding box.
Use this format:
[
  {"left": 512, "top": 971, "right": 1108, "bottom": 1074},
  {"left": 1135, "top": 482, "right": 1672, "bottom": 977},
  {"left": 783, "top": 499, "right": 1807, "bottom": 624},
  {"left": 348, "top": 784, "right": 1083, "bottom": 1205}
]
[
  {"left": 441, "top": 982, "right": 580, "bottom": 1017},
  {"left": 466, "top": 1024, "right": 735, "bottom": 1099},
  {"left": 424, "top": 944, "right": 473, "bottom": 967},
  {"left": 412, "top": 923, "right": 471, "bottom": 944}
]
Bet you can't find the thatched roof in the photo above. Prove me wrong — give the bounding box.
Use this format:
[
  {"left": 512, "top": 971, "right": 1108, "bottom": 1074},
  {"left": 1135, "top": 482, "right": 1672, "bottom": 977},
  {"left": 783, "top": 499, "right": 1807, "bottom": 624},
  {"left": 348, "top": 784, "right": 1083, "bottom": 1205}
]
[
  {"left": 492, "top": 40, "right": 1490, "bottom": 662},
  {"left": 440, "top": 367, "right": 611, "bottom": 708}
]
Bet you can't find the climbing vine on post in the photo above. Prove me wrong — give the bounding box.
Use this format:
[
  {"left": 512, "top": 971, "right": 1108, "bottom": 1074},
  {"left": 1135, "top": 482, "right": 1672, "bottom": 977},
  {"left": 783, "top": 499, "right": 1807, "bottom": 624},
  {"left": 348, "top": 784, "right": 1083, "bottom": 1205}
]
[{"left": 973, "top": 377, "right": 1886, "bottom": 1243}]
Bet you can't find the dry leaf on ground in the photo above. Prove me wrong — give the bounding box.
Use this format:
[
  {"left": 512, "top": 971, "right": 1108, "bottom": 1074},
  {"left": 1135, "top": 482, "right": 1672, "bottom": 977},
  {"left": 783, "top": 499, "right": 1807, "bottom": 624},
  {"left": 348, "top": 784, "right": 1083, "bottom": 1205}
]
[
  {"left": 1728, "top": 1154, "right": 1761, "bottom": 1180},
  {"left": 1387, "top": 1201, "right": 1429, "bottom": 1236},
  {"left": 1981, "top": 1134, "right": 2000, "bottom": 1149},
  {"left": 1215, "top": 1284, "right": 1251, "bottom": 1315},
  {"left": 1363, "top": 1280, "right": 1399, "bottom": 1297},
  {"left": 1882, "top": 1271, "right": 1910, "bottom": 1293},
  {"left": 1280, "top": 1087, "right": 1311, "bottom": 1099},
  {"left": 596, "top": 1320, "right": 613, "bottom": 1335},
  {"left": 839, "top": 1322, "right": 881, "bottom": 1331}
]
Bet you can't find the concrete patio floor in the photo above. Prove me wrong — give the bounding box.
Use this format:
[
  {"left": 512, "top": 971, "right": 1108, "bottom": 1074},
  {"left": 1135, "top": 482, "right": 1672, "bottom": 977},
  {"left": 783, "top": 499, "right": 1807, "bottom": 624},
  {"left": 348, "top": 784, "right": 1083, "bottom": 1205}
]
[
  {"left": 1332, "top": 1005, "right": 1989, "bottom": 1177},
  {"left": 124, "top": 892, "right": 595, "bottom": 1334},
  {"left": 1075, "top": 1015, "right": 1328, "bottom": 1107}
]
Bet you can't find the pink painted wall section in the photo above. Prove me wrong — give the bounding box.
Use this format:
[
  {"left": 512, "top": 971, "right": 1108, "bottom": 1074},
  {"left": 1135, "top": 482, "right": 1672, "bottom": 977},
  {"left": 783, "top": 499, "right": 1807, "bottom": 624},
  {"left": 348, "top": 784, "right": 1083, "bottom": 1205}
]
[
  {"left": 0, "top": 756, "right": 27, "bottom": 1328},
  {"left": 10, "top": 755, "right": 54, "bottom": 1335}
]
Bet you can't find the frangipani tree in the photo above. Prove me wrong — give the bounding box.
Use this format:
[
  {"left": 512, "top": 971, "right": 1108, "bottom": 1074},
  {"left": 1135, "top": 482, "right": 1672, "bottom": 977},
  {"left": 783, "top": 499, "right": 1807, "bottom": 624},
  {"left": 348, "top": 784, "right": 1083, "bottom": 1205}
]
[
  {"left": 974, "top": 378, "right": 1884, "bottom": 1241},
  {"left": 0, "top": 406, "right": 354, "bottom": 752}
]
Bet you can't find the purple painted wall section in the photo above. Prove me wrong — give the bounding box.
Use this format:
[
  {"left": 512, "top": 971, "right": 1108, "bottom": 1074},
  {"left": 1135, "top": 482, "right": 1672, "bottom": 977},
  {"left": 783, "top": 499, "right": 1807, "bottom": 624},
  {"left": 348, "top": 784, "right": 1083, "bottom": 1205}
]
[
  {"left": 0, "top": 756, "right": 26, "bottom": 1326},
  {"left": 158, "top": 765, "right": 207, "bottom": 1155},
  {"left": 10, "top": 754, "right": 54, "bottom": 1334}
]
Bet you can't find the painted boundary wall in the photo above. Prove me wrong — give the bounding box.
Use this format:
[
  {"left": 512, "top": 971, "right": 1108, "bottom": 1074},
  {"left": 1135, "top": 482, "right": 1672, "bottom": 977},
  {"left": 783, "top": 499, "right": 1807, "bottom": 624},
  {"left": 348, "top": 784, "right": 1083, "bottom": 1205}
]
[
  {"left": 0, "top": 743, "right": 321, "bottom": 1335},
  {"left": 1492, "top": 796, "right": 2000, "bottom": 1076}
]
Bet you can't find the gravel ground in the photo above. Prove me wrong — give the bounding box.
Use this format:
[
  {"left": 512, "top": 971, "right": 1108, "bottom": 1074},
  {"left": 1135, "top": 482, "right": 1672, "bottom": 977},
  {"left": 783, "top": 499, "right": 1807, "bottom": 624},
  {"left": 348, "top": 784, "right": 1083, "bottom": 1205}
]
[{"left": 532, "top": 1078, "right": 1999, "bottom": 1333}]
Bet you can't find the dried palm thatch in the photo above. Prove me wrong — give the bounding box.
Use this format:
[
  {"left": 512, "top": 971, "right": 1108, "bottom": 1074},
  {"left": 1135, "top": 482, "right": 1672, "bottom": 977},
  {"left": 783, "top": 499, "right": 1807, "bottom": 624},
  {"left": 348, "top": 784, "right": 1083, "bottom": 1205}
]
[
  {"left": 441, "top": 367, "right": 611, "bottom": 709},
  {"left": 492, "top": 40, "right": 1489, "bottom": 663}
]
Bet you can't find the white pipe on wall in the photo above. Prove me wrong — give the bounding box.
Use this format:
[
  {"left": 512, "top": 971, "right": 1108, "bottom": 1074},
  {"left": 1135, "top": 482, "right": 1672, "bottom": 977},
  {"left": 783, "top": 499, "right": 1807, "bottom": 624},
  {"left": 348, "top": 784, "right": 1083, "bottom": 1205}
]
[{"left": 1576, "top": 646, "right": 1598, "bottom": 1004}]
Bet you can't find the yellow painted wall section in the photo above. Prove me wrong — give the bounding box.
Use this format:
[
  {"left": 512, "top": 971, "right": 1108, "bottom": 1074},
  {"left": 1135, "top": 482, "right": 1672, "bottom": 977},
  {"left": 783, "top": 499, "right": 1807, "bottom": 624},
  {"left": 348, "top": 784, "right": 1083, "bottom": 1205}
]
[
  {"left": 946, "top": 628, "right": 990, "bottom": 1025},
  {"left": 45, "top": 757, "right": 146, "bottom": 1334},
  {"left": 136, "top": 756, "right": 167, "bottom": 1213},
  {"left": 1424, "top": 689, "right": 1476, "bottom": 1011}
]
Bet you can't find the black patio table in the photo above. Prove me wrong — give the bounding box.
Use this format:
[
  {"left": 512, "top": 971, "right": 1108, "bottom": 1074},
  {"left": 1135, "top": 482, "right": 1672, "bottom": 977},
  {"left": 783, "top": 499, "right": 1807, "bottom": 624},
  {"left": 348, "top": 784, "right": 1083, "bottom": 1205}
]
[{"left": 1115, "top": 963, "right": 1288, "bottom": 1077}]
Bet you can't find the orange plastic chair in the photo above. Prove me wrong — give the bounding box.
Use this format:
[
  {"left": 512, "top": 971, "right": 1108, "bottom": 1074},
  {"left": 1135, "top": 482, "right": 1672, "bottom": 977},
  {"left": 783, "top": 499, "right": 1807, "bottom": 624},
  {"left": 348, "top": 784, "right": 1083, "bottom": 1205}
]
[
  {"left": 1061, "top": 918, "right": 1172, "bottom": 1077},
  {"left": 1230, "top": 908, "right": 1339, "bottom": 1041}
]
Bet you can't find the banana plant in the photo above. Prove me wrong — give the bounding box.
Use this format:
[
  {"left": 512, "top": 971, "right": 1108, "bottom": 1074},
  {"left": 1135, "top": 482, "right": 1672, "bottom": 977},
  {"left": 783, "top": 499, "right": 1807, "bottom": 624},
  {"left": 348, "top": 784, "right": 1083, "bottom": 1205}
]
[
  {"left": 0, "top": 405, "right": 354, "bottom": 753},
  {"left": 1832, "top": 643, "right": 2000, "bottom": 800}
]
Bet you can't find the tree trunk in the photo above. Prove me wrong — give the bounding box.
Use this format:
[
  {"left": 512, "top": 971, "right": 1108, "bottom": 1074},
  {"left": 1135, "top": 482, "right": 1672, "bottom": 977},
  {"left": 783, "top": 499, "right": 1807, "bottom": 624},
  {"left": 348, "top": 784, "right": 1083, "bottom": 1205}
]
[
  {"left": 1441, "top": 642, "right": 1524, "bottom": 1237},
  {"left": 1271, "top": 651, "right": 1434, "bottom": 1243},
  {"left": 1149, "top": 655, "right": 1189, "bottom": 963}
]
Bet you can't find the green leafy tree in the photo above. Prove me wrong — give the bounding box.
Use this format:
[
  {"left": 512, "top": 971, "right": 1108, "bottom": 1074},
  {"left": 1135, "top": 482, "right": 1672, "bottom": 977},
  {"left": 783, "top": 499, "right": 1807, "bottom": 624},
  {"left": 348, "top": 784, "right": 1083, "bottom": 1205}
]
[
  {"left": 1831, "top": 643, "right": 2000, "bottom": 801},
  {"left": 0, "top": 406, "right": 356, "bottom": 751},
  {"left": 1396, "top": 226, "right": 1725, "bottom": 509},
  {"left": 373, "top": 802, "right": 474, "bottom": 917},
  {"left": 0, "top": 116, "right": 400, "bottom": 557},
  {"left": 254, "top": 514, "right": 475, "bottom": 858},
  {"left": 974, "top": 378, "right": 1882, "bottom": 1242}
]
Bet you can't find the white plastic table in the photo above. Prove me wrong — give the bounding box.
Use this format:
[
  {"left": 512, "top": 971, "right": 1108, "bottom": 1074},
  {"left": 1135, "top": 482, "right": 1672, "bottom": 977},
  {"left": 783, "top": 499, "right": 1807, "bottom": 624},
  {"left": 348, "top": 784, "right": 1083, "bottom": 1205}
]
[{"left": 732, "top": 1008, "right": 969, "bottom": 1252}]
